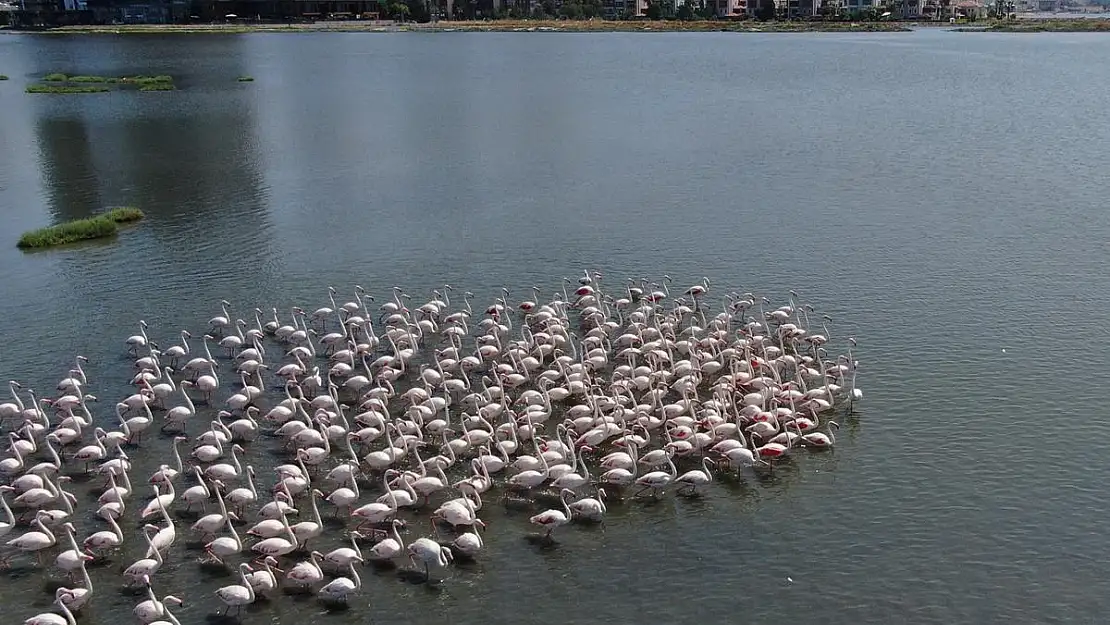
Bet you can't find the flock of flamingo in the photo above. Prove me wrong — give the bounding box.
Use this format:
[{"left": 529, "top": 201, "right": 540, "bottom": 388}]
[{"left": 0, "top": 273, "right": 861, "bottom": 624}]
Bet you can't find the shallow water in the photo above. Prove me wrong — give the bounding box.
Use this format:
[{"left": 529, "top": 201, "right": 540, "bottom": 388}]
[{"left": 0, "top": 28, "right": 1109, "bottom": 625}]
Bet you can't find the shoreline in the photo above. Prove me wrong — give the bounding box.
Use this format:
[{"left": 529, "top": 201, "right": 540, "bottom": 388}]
[
  {"left": 0, "top": 17, "right": 1107, "bottom": 35},
  {"left": 3, "top": 20, "right": 916, "bottom": 34}
]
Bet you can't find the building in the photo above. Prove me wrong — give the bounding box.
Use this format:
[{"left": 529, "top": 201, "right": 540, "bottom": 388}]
[
  {"left": 704, "top": 0, "right": 745, "bottom": 16},
  {"left": 601, "top": 0, "right": 642, "bottom": 17},
  {"left": 747, "top": 0, "right": 818, "bottom": 18},
  {"left": 953, "top": 0, "right": 981, "bottom": 15},
  {"left": 186, "top": 0, "right": 383, "bottom": 20},
  {"left": 887, "top": 0, "right": 922, "bottom": 16},
  {"left": 0, "top": 1, "right": 20, "bottom": 22},
  {"left": 83, "top": 0, "right": 186, "bottom": 22}
]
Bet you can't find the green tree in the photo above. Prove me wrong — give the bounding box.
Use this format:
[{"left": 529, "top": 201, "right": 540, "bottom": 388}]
[
  {"left": 755, "top": 0, "right": 775, "bottom": 18},
  {"left": 390, "top": 2, "right": 410, "bottom": 19},
  {"left": 404, "top": 0, "right": 429, "bottom": 21},
  {"left": 645, "top": 0, "right": 663, "bottom": 17},
  {"left": 676, "top": 1, "right": 695, "bottom": 18}
]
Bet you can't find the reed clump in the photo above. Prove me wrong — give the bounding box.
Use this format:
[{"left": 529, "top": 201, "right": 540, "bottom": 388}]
[{"left": 17, "top": 207, "right": 145, "bottom": 249}]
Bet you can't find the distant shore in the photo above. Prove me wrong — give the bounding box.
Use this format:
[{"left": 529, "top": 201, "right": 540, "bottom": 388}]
[
  {"left": 2, "top": 17, "right": 1109, "bottom": 35},
  {"left": 4, "top": 19, "right": 914, "bottom": 34}
]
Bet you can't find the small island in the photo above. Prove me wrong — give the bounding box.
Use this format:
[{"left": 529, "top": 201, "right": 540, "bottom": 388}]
[
  {"left": 237, "top": 76, "right": 255, "bottom": 82},
  {"left": 18, "top": 207, "right": 145, "bottom": 249},
  {"left": 26, "top": 74, "right": 175, "bottom": 94},
  {"left": 0, "top": 75, "right": 9, "bottom": 81}
]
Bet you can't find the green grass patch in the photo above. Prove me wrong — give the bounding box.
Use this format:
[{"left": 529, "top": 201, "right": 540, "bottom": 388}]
[
  {"left": 237, "top": 76, "right": 254, "bottom": 82},
  {"left": 17, "top": 208, "right": 144, "bottom": 249},
  {"left": 104, "top": 207, "right": 144, "bottom": 223},
  {"left": 29, "top": 74, "right": 176, "bottom": 94},
  {"left": 26, "top": 83, "right": 111, "bottom": 94}
]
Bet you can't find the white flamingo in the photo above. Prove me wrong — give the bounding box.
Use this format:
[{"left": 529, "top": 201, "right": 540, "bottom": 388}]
[
  {"left": 133, "top": 577, "right": 183, "bottom": 624},
  {"left": 529, "top": 488, "right": 574, "bottom": 540},
  {"left": 25, "top": 588, "right": 77, "bottom": 625},
  {"left": 124, "top": 525, "right": 164, "bottom": 585},
  {"left": 317, "top": 561, "right": 362, "bottom": 603},
  {"left": 214, "top": 562, "right": 256, "bottom": 616},
  {"left": 406, "top": 536, "right": 453, "bottom": 580},
  {"left": 7, "top": 511, "right": 56, "bottom": 564}
]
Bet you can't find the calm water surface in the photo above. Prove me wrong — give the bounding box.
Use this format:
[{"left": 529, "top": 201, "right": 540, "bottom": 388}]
[{"left": 0, "top": 29, "right": 1108, "bottom": 625}]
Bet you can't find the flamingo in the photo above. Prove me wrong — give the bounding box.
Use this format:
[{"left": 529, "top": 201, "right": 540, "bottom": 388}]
[
  {"left": 317, "top": 561, "right": 362, "bottom": 603},
  {"left": 633, "top": 449, "right": 677, "bottom": 497},
  {"left": 123, "top": 525, "right": 164, "bottom": 585},
  {"left": 323, "top": 531, "right": 365, "bottom": 569},
  {"left": 367, "top": 519, "right": 405, "bottom": 562},
  {"left": 799, "top": 421, "right": 839, "bottom": 448},
  {"left": 25, "top": 589, "right": 77, "bottom": 625},
  {"left": 215, "top": 563, "right": 256, "bottom": 616},
  {"left": 7, "top": 511, "right": 57, "bottom": 564},
  {"left": 406, "top": 537, "right": 453, "bottom": 580},
  {"left": 568, "top": 489, "right": 608, "bottom": 522},
  {"left": 284, "top": 550, "right": 325, "bottom": 590},
  {"left": 133, "top": 577, "right": 183, "bottom": 624},
  {"left": 245, "top": 556, "right": 283, "bottom": 594},
  {"left": 673, "top": 457, "right": 715, "bottom": 496},
  {"left": 529, "top": 488, "right": 574, "bottom": 540}
]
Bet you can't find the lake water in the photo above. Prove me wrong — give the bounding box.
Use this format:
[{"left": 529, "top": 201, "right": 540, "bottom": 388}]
[{"left": 0, "top": 28, "right": 1108, "bottom": 625}]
